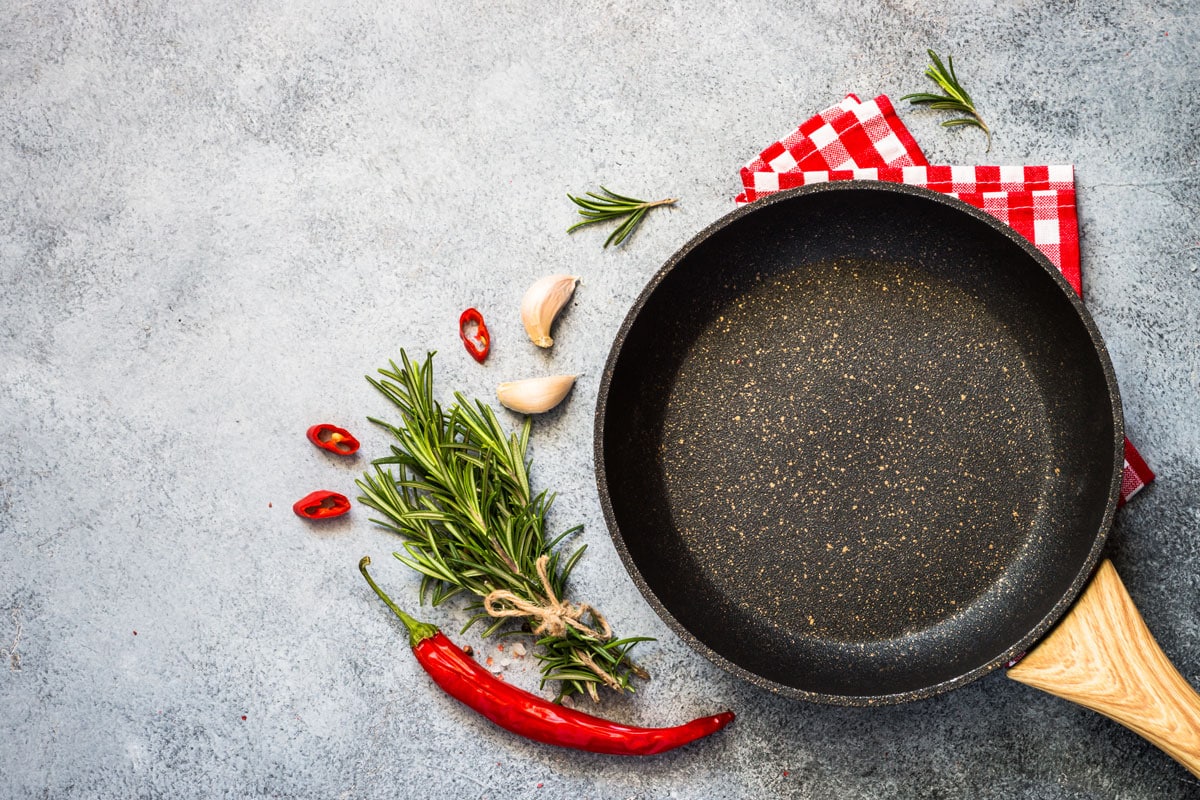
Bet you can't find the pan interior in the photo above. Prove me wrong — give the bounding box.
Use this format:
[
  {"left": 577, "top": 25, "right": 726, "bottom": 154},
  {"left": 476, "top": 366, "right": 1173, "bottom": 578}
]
[{"left": 599, "top": 186, "right": 1118, "bottom": 702}]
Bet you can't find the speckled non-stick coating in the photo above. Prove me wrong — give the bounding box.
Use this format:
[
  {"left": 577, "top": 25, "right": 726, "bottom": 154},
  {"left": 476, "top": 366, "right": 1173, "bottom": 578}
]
[{"left": 594, "top": 182, "right": 1124, "bottom": 705}]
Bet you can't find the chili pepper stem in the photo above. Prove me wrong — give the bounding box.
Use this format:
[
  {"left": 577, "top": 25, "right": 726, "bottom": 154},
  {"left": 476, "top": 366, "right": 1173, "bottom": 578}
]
[{"left": 359, "top": 557, "right": 439, "bottom": 648}]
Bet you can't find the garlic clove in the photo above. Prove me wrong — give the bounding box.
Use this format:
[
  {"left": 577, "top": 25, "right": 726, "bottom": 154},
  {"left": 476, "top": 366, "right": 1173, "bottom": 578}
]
[
  {"left": 520, "top": 274, "right": 579, "bottom": 348},
  {"left": 496, "top": 375, "right": 577, "bottom": 414}
]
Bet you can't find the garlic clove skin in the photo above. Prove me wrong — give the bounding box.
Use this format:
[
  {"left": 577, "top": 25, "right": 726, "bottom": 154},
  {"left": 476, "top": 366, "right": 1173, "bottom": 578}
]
[
  {"left": 521, "top": 274, "right": 579, "bottom": 348},
  {"left": 496, "top": 375, "right": 577, "bottom": 414}
]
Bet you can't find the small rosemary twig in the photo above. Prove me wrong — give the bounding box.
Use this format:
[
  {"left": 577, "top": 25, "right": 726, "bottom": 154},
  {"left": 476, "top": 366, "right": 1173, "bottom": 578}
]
[
  {"left": 902, "top": 49, "right": 992, "bottom": 152},
  {"left": 567, "top": 187, "right": 676, "bottom": 248}
]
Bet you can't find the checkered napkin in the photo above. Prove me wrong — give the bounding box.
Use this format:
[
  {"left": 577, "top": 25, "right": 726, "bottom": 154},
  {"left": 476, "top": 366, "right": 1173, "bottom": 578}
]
[{"left": 736, "top": 95, "right": 1154, "bottom": 504}]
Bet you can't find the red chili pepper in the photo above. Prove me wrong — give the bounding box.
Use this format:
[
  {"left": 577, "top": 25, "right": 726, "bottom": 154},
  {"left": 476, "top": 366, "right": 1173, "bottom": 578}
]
[
  {"left": 359, "top": 557, "right": 734, "bottom": 755},
  {"left": 293, "top": 490, "right": 351, "bottom": 519},
  {"left": 459, "top": 307, "right": 491, "bottom": 363},
  {"left": 306, "top": 423, "right": 360, "bottom": 455}
]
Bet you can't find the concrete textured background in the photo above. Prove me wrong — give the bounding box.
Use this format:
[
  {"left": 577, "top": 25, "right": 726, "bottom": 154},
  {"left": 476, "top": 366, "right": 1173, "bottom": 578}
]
[{"left": 2, "top": 1, "right": 1198, "bottom": 797}]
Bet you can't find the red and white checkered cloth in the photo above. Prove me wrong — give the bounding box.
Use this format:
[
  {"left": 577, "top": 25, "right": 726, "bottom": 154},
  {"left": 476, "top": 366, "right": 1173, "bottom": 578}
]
[
  {"left": 737, "top": 94, "right": 926, "bottom": 183},
  {"left": 736, "top": 95, "right": 1154, "bottom": 505}
]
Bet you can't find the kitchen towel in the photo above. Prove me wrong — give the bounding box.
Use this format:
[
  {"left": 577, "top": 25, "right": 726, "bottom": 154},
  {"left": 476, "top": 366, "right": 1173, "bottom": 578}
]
[
  {"left": 737, "top": 94, "right": 927, "bottom": 187},
  {"left": 736, "top": 95, "right": 1154, "bottom": 504}
]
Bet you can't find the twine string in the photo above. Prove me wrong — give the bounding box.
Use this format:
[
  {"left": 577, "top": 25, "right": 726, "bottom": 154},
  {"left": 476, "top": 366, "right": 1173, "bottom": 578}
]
[{"left": 482, "top": 555, "right": 613, "bottom": 641}]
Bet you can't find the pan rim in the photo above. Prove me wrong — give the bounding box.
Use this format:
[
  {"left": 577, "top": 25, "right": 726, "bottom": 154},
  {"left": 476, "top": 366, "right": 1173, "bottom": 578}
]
[{"left": 593, "top": 180, "right": 1125, "bottom": 706}]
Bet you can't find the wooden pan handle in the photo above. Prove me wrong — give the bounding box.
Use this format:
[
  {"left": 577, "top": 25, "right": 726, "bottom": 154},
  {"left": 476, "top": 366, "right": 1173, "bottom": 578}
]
[{"left": 1008, "top": 559, "right": 1200, "bottom": 777}]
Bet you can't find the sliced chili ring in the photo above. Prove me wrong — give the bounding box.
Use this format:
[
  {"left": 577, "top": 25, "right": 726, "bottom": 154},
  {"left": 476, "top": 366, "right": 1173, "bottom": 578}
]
[
  {"left": 459, "top": 307, "right": 491, "bottom": 363},
  {"left": 306, "top": 423, "right": 360, "bottom": 455},
  {"left": 293, "top": 490, "right": 351, "bottom": 520}
]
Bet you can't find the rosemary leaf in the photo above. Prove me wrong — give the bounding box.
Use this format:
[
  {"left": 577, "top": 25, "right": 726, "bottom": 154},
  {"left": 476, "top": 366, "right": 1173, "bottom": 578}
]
[{"left": 902, "top": 48, "right": 992, "bottom": 152}]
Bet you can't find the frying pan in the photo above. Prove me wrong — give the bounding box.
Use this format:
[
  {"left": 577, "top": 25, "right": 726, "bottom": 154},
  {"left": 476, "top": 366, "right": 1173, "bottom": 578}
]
[{"left": 594, "top": 182, "right": 1200, "bottom": 774}]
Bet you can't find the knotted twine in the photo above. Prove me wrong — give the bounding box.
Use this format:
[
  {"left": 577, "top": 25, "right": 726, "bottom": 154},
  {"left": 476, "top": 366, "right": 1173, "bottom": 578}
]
[{"left": 483, "top": 554, "right": 623, "bottom": 692}]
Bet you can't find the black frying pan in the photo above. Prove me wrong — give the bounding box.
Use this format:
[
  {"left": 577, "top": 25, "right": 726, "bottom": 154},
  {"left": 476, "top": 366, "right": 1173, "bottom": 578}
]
[{"left": 595, "top": 182, "right": 1200, "bottom": 774}]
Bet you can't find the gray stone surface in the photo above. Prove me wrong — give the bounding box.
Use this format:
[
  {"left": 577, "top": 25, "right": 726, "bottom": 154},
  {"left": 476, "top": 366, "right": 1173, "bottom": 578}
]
[{"left": 1, "top": 1, "right": 1198, "bottom": 797}]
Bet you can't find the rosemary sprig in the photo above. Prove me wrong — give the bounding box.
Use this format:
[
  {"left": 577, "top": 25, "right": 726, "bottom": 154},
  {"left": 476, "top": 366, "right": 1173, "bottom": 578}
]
[
  {"left": 356, "top": 351, "right": 651, "bottom": 702},
  {"left": 902, "top": 49, "right": 992, "bottom": 152},
  {"left": 567, "top": 186, "right": 676, "bottom": 248}
]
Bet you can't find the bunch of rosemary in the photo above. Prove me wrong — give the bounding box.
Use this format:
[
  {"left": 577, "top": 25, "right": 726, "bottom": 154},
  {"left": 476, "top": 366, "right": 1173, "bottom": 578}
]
[{"left": 356, "top": 351, "right": 649, "bottom": 702}]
